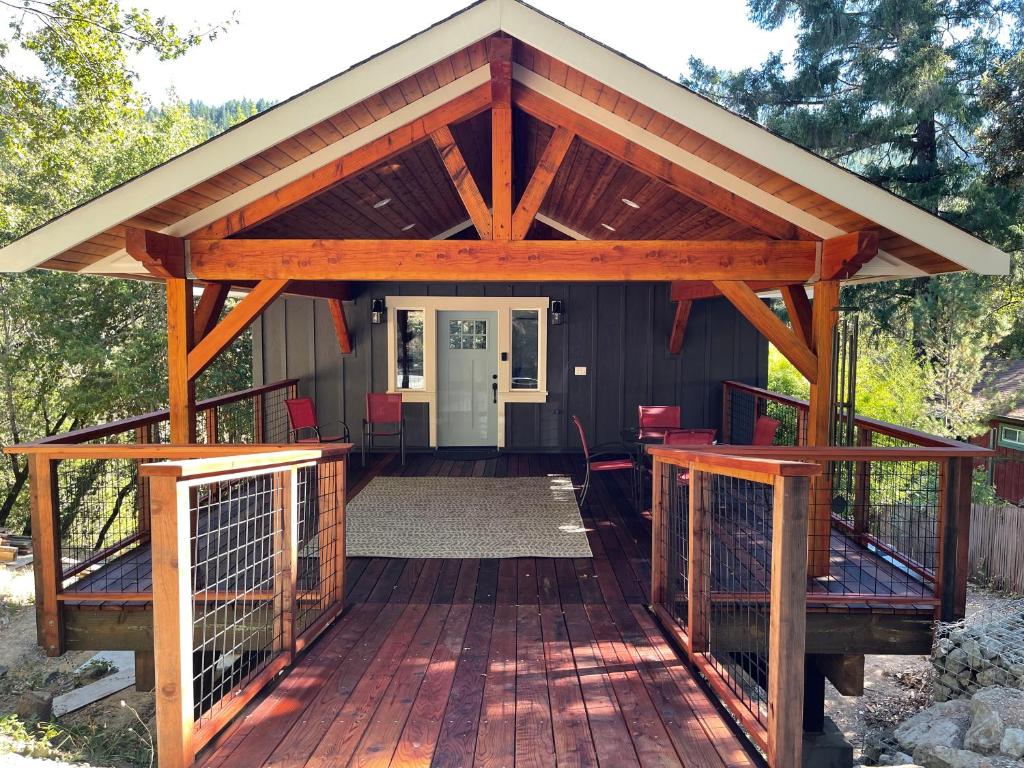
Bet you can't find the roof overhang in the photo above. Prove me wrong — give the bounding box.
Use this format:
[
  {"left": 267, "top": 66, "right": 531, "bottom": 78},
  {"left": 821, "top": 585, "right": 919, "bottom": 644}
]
[{"left": 0, "top": 0, "right": 1010, "bottom": 278}]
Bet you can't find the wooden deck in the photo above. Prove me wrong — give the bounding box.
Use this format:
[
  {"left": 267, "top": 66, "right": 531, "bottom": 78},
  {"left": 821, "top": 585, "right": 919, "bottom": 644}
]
[{"left": 197, "top": 452, "right": 758, "bottom": 767}]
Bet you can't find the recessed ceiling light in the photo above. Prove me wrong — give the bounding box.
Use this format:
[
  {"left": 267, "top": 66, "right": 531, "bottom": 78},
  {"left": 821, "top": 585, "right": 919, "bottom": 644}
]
[
  {"left": 600, "top": 223, "right": 616, "bottom": 232},
  {"left": 401, "top": 223, "right": 416, "bottom": 231},
  {"left": 373, "top": 197, "right": 392, "bottom": 209},
  {"left": 622, "top": 198, "right": 640, "bottom": 208},
  {"left": 379, "top": 162, "right": 402, "bottom": 175}
]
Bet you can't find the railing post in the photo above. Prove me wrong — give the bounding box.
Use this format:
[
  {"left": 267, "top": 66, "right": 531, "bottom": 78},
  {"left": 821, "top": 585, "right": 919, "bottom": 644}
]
[
  {"left": 721, "top": 383, "right": 732, "bottom": 444},
  {"left": 274, "top": 467, "right": 298, "bottom": 660},
  {"left": 852, "top": 428, "right": 872, "bottom": 538},
  {"left": 687, "top": 467, "right": 709, "bottom": 655},
  {"left": 767, "top": 474, "right": 809, "bottom": 768},
  {"left": 650, "top": 457, "right": 666, "bottom": 608},
  {"left": 204, "top": 406, "right": 219, "bottom": 445},
  {"left": 254, "top": 394, "right": 265, "bottom": 443},
  {"left": 28, "top": 454, "right": 64, "bottom": 656},
  {"left": 150, "top": 472, "right": 195, "bottom": 768},
  {"left": 938, "top": 456, "right": 972, "bottom": 621}
]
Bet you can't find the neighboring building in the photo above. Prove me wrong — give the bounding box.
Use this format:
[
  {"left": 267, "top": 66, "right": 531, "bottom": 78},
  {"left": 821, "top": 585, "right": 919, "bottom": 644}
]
[{"left": 976, "top": 360, "right": 1024, "bottom": 504}]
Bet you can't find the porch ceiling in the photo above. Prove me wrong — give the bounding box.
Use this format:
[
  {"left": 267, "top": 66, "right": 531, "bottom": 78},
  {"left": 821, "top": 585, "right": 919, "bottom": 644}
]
[{"left": 0, "top": 0, "right": 1008, "bottom": 279}]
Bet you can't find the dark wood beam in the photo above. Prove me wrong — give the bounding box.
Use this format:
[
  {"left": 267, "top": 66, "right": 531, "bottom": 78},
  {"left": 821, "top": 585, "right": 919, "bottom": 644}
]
[
  {"left": 668, "top": 300, "right": 692, "bottom": 355},
  {"left": 713, "top": 280, "right": 818, "bottom": 382},
  {"left": 326, "top": 298, "right": 352, "bottom": 355},
  {"left": 193, "top": 283, "right": 230, "bottom": 345},
  {"left": 431, "top": 125, "right": 492, "bottom": 239},
  {"left": 189, "top": 239, "right": 819, "bottom": 282},
  {"left": 188, "top": 83, "right": 492, "bottom": 239},
  {"left": 490, "top": 37, "right": 513, "bottom": 241},
  {"left": 511, "top": 126, "right": 574, "bottom": 240},
  {"left": 822, "top": 231, "right": 878, "bottom": 279},
  {"left": 813, "top": 654, "right": 865, "bottom": 696},
  {"left": 187, "top": 279, "right": 288, "bottom": 381},
  {"left": 514, "top": 85, "right": 812, "bottom": 242},
  {"left": 780, "top": 284, "right": 813, "bottom": 347},
  {"left": 125, "top": 228, "right": 185, "bottom": 279}
]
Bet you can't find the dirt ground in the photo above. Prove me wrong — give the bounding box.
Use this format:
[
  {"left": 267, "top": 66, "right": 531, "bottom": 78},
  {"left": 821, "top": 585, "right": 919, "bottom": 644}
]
[
  {"left": 825, "top": 584, "right": 1022, "bottom": 762},
  {"left": 0, "top": 564, "right": 154, "bottom": 768}
]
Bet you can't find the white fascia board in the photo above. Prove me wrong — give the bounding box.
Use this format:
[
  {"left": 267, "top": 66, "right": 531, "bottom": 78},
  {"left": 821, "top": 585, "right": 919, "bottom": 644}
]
[
  {"left": 0, "top": 0, "right": 504, "bottom": 273},
  {"left": 499, "top": 0, "right": 1008, "bottom": 275}
]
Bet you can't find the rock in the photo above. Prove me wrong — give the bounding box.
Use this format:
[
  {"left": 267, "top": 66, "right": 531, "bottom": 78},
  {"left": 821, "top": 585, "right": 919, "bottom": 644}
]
[
  {"left": 913, "top": 745, "right": 988, "bottom": 768},
  {"left": 966, "top": 688, "right": 1024, "bottom": 755},
  {"left": 0, "top": 664, "right": 8, "bottom": 679},
  {"left": 977, "top": 668, "right": 1008, "bottom": 688},
  {"left": 980, "top": 638, "right": 1003, "bottom": 661},
  {"left": 963, "top": 639, "right": 983, "bottom": 664},
  {"left": 936, "top": 638, "right": 956, "bottom": 657},
  {"left": 1000, "top": 727, "right": 1024, "bottom": 759},
  {"left": 14, "top": 690, "right": 53, "bottom": 721},
  {"left": 947, "top": 648, "right": 971, "bottom": 674},
  {"left": 935, "top": 684, "right": 953, "bottom": 703},
  {"left": 897, "top": 699, "right": 973, "bottom": 752}
]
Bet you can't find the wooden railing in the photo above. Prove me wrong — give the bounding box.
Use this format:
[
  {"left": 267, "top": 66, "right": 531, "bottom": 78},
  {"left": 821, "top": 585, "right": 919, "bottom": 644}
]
[
  {"left": 3, "top": 380, "right": 298, "bottom": 654},
  {"left": 649, "top": 447, "right": 819, "bottom": 767},
  {"left": 140, "top": 446, "right": 349, "bottom": 767}
]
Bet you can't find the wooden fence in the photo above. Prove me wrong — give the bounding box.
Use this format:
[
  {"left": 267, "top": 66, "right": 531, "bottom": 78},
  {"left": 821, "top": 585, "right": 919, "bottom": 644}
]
[{"left": 970, "top": 503, "right": 1024, "bottom": 594}]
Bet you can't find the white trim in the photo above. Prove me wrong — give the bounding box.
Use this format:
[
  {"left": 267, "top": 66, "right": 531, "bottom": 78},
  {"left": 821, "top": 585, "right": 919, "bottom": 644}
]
[
  {"left": 501, "top": 1, "right": 1007, "bottom": 275},
  {"left": 385, "top": 295, "right": 550, "bottom": 448},
  {"left": 0, "top": 5, "right": 501, "bottom": 272}
]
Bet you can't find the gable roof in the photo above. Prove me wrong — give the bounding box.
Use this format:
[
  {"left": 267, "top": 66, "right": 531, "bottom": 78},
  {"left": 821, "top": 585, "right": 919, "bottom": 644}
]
[{"left": 0, "top": 0, "right": 1010, "bottom": 279}]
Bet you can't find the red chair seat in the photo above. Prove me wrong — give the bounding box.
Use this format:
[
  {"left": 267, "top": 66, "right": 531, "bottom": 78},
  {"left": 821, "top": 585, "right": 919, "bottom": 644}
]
[{"left": 590, "top": 458, "right": 634, "bottom": 471}]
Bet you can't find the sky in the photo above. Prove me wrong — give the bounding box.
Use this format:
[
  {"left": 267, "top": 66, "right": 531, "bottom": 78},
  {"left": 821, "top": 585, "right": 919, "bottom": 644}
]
[{"left": 120, "top": 0, "right": 799, "bottom": 105}]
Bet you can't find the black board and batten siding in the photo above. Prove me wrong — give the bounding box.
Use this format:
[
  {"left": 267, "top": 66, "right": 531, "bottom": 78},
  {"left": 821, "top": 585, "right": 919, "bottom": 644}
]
[{"left": 252, "top": 282, "right": 768, "bottom": 451}]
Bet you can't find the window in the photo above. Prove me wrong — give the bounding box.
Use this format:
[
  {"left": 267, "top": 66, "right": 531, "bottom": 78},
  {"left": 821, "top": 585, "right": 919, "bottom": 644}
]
[
  {"left": 395, "top": 309, "right": 424, "bottom": 389},
  {"left": 448, "top": 319, "right": 488, "bottom": 350},
  {"left": 1000, "top": 425, "right": 1024, "bottom": 450},
  {"left": 511, "top": 309, "right": 539, "bottom": 390}
]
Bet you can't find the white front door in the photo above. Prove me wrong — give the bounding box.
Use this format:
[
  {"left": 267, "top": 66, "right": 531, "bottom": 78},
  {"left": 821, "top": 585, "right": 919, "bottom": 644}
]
[{"left": 436, "top": 311, "right": 498, "bottom": 447}]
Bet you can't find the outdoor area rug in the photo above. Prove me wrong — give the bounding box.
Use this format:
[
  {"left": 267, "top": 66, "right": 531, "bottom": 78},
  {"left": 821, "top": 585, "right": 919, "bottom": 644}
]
[{"left": 345, "top": 475, "right": 593, "bottom": 559}]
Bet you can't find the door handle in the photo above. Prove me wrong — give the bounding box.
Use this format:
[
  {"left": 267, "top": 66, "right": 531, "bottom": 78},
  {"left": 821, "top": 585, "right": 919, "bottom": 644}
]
[{"left": 492, "top": 381, "right": 498, "bottom": 404}]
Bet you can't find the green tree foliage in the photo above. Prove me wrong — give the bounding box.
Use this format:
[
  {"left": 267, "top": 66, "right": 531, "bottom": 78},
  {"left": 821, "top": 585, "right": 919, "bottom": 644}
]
[
  {"left": 687, "top": 0, "right": 1024, "bottom": 438},
  {"left": 0, "top": 1, "right": 248, "bottom": 530},
  {"left": 187, "top": 97, "right": 273, "bottom": 136}
]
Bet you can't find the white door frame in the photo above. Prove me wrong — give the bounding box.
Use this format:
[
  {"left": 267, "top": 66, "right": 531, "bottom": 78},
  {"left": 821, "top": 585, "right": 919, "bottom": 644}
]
[{"left": 385, "top": 295, "right": 549, "bottom": 447}]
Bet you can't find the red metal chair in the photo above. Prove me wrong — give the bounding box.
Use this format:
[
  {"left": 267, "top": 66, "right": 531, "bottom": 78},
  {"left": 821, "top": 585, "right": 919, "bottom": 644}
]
[
  {"left": 363, "top": 393, "right": 405, "bottom": 467},
  {"left": 572, "top": 415, "right": 635, "bottom": 507},
  {"left": 284, "top": 397, "right": 350, "bottom": 444},
  {"left": 638, "top": 405, "right": 681, "bottom": 441},
  {"left": 663, "top": 428, "right": 716, "bottom": 487},
  {"left": 752, "top": 415, "right": 781, "bottom": 446}
]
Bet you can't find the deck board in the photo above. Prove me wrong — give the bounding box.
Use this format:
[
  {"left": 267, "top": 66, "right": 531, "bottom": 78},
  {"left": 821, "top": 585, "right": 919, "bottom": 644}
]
[{"left": 197, "top": 453, "right": 757, "bottom": 767}]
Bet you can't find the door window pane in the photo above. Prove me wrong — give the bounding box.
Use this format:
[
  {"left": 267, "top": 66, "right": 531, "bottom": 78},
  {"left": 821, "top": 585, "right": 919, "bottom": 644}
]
[
  {"left": 511, "top": 310, "right": 539, "bottom": 389},
  {"left": 449, "top": 319, "right": 488, "bottom": 350},
  {"left": 395, "top": 309, "right": 424, "bottom": 389}
]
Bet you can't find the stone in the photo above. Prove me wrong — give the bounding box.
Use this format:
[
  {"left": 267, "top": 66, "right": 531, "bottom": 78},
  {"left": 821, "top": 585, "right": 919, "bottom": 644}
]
[
  {"left": 946, "top": 649, "right": 971, "bottom": 674},
  {"left": 936, "top": 638, "right": 956, "bottom": 657},
  {"left": 14, "top": 690, "right": 53, "bottom": 721},
  {"left": 896, "top": 699, "right": 973, "bottom": 752},
  {"left": 977, "top": 668, "right": 1008, "bottom": 688},
  {"left": 913, "top": 745, "right": 988, "bottom": 768},
  {"left": 935, "top": 685, "right": 953, "bottom": 703},
  {"left": 966, "top": 688, "right": 1024, "bottom": 755},
  {"left": 1000, "top": 727, "right": 1024, "bottom": 759},
  {"left": 0, "top": 664, "right": 8, "bottom": 679},
  {"left": 963, "top": 639, "right": 984, "bottom": 664},
  {"left": 980, "top": 638, "right": 1003, "bottom": 661}
]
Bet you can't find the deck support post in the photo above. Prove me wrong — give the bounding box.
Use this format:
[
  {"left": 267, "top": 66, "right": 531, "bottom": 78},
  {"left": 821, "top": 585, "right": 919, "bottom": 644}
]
[
  {"left": 167, "top": 277, "right": 196, "bottom": 444},
  {"left": 29, "top": 455, "right": 64, "bottom": 656},
  {"left": 806, "top": 279, "right": 839, "bottom": 577}
]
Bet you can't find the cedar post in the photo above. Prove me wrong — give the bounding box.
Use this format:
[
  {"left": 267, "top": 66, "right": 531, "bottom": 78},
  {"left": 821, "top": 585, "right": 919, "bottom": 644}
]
[
  {"left": 687, "top": 468, "right": 709, "bottom": 654},
  {"left": 204, "top": 406, "right": 219, "bottom": 445},
  {"left": 29, "top": 455, "right": 64, "bottom": 656},
  {"left": 767, "top": 474, "right": 809, "bottom": 767},
  {"left": 317, "top": 458, "right": 345, "bottom": 606},
  {"left": 938, "top": 456, "right": 973, "bottom": 621},
  {"left": 650, "top": 458, "right": 666, "bottom": 607},
  {"left": 149, "top": 472, "right": 194, "bottom": 768},
  {"left": 806, "top": 279, "right": 839, "bottom": 577},
  {"left": 852, "top": 428, "right": 872, "bottom": 538},
  {"left": 167, "top": 278, "right": 196, "bottom": 444},
  {"left": 274, "top": 468, "right": 298, "bottom": 660}
]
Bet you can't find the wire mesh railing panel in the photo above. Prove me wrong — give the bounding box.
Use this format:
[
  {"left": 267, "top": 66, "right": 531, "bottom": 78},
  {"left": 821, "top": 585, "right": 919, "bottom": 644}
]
[
  {"left": 295, "top": 457, "right": 345, "bottom": 638},
  {"left": 211, "top": 399, "right": 256, "bottom": 444},
  {"left": 764, "top": 399, "right": 805, "bottom": 447},
  {"left": 55, "top": 458, "right": 148, "bottom": 593},
  {"left": 813, "top": 457, "right": 940, "bottom": 599},
  {"left": 723, "top": 383, "right": 806, "bottom": 447},
  {"left": 698, "top": 471, "right": 773, "bottom": 730},
  {"left": 661, "top": 462, "right": 690, "bottom": 633},
  {"left": 261, "top": 387, "right": 292, "bottom": 444},
  {"left": 190, "top": 471, "right": 284, "bottom": 727}
]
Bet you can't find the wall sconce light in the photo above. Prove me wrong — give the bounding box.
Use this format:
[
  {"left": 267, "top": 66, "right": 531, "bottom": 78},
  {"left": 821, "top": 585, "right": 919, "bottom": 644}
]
[
  {"left": 371, "top": 298, "right": 385, "bottom": 325},
  {"left": 550, "top": 300, "right": 564, "bottom": 325}
]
